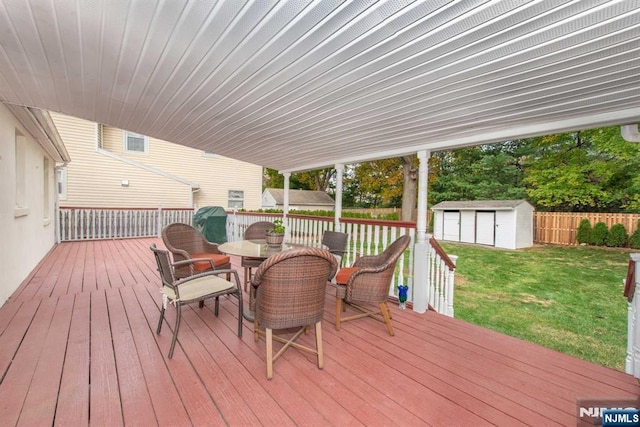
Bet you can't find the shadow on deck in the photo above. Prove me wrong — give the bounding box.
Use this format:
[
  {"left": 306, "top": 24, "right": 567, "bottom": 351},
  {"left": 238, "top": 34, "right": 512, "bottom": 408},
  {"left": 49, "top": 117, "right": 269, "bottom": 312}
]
[{"left": 0, "top": 238, "right": 637, "bottom": 426}]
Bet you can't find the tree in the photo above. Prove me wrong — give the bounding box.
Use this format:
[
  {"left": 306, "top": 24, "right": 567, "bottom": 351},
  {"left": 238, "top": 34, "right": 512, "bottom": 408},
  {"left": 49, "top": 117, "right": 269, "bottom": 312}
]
[
  {"left": 524, "top": 128, "right": 640, "bottom": 212},
  {"left": 263, "top": 168, "right": 335, "bottom": 192},
  {"left": 429, "top": 141, "right": 530, "bottom": 205}
]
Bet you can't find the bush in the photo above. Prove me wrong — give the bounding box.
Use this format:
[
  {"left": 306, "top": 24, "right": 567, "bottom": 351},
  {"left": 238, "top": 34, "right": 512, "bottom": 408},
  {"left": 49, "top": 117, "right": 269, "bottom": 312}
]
[
  {"left": 591, "top": 222, "right": 608, "bottom": 246},
  {"left": 576, "top": 219, "right": 592, "bottom": 245},
  {"left": 629, "top": 220, "right": 640, "bottom": 249},
  {"left": 606, "top": 224, "right": 628, "bottom": 247}
]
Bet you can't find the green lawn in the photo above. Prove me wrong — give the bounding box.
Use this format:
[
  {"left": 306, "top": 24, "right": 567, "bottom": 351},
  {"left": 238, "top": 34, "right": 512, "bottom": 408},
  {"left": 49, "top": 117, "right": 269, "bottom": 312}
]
[{"left": 440, "top": 242, "right": 634, "bottom": 371}]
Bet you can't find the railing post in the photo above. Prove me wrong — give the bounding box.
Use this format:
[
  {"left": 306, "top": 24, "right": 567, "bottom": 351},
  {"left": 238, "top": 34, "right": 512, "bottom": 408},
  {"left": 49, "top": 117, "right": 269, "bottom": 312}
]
[
  {"left": 157, "top": 206, "right": 162, "bottom": 237},
  {"left": 446, "top": 255, "right": 458, "bottom": 317}
]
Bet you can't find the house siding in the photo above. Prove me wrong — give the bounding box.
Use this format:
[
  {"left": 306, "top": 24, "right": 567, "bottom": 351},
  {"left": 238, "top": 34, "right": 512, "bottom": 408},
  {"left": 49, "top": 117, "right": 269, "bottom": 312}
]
[
  {"left": 52, "top": 113, "right": 262, "bottom": 209},
  {"left": 0, "top": 103, "right": 58, "bottom": 305}
]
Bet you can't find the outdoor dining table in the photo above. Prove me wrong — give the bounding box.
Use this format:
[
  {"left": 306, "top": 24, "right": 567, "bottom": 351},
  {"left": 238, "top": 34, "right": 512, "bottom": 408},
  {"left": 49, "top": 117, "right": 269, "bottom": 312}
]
[{"left": 217, "top": 239, "right": 327, "bottom": 321}]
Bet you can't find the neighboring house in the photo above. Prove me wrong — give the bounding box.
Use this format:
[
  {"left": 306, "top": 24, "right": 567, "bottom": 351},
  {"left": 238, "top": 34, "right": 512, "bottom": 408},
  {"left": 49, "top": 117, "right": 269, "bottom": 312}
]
[
  {"left": 0, "top": 103, "right": 70, "bottom": 305},
  {"left": 262, "top": 188, "right": 335, "bottom": 211},
  {"left": 51, "top": 113, "right": 263, "bottom": 210},
  {"left": 432, "top": 199, "right": 534, "bottom": 250}
]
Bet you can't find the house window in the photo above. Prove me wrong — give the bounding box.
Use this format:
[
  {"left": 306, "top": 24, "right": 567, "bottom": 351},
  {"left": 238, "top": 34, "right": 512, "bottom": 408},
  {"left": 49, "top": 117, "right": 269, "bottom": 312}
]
[
  {"left": 57, "top": 167, "right": 67, "bottom": 200},
  {"left": 228, "top": 190, "right": 244, "bottom": 209},
  {"left": 124, "top": 131, "right": 147, "bottom": 153}
]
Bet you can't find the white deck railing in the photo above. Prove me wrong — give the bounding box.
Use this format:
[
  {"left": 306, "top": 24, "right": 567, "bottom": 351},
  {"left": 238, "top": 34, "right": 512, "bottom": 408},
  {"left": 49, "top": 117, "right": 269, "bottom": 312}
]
[
  {"left": 58, "top": 207, "right": 194, "bottom": 241},
  {"left": 58, "top": 207, "right": 456, "bottom": 316}
]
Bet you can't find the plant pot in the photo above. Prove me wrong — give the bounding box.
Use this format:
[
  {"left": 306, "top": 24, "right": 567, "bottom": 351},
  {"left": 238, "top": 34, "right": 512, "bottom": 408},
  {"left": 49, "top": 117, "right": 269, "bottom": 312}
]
[{"left": 265, "top": 232, "right": 284, "bottom": 247}]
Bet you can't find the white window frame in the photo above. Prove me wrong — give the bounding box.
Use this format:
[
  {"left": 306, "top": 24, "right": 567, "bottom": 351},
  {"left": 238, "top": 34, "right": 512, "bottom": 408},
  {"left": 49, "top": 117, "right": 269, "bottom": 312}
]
[
  {"left": 124, "top": 131, "right": 148, "bottom": 153},
  {"left": 57, "top": 167, "right": 67, "bottom": 201},
  {"left": 228, "top": 190, "right": 244, "bottom": 209}
]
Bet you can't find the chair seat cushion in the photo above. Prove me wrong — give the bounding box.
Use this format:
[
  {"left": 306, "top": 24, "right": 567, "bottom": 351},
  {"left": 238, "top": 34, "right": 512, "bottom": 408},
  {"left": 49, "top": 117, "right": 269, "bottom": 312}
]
[
  {"left": 192, "top": 253, "right": 231, "bottom": 271},
  {"left": 335, "top": 267, "right": 359, "bottom": 285},
  {"left": 162, "top": 275, "right": 235, "bottom": 302}
]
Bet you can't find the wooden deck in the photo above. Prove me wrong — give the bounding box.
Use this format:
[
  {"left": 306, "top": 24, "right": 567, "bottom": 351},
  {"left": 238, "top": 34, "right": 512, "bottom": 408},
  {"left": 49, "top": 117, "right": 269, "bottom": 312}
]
[{"left": 0, "top": 238, "right": 638, "bottom": 426}]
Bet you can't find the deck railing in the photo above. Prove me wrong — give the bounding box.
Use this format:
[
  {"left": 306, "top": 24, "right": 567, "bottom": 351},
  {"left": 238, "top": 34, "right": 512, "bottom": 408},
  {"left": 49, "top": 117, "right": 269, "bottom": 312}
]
[
  {"left": 58, "top": 207, "right": 194, "bottom": 241},
  {"left": 57, "top": 207, "right": 456, "bottom": 316}
]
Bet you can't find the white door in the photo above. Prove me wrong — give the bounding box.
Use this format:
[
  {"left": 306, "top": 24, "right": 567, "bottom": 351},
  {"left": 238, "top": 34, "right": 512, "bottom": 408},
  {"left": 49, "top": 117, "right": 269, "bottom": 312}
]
[
  {"left": 442, "top": 211, "right": 460, "bottom": 241},
  {"left": 476, "top": 211, "right": 495, "bottom": 246}
]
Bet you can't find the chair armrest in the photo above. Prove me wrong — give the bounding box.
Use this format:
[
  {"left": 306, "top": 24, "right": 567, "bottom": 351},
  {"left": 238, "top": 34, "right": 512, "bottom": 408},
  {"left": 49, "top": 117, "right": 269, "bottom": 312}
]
[{"left": 172, "top": 258, "right": 215, "bottom": 270}]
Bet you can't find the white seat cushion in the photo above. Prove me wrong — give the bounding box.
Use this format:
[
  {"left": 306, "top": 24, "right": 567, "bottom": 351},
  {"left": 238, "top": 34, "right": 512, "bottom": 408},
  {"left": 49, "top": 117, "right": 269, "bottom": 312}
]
[{"left": 162, "top": 275, "right": 235, "bottom": 302}]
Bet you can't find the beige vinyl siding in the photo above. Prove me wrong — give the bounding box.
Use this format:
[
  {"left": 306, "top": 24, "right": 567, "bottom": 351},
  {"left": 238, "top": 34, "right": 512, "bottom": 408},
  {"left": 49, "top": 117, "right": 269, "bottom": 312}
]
[
  {"left": 101, "top": 123, "right": 262, "bottom": 210},
  {"left": 52, "top": 113, "right": 262, "bottom": 209},
  {"left": 52, "top": 113, "right": 192, "bottom": 208}
]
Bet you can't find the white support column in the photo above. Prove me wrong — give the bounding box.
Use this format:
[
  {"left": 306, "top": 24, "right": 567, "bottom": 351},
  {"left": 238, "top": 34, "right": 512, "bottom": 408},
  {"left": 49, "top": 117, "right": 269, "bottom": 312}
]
[
  {"left": 334, "top": 163, "right": 344, "bottom": 231},
  {"left": 282, "top": 172, "right": 291, "bottom": 240},
  {"left": 413, "top": 150, "right": 430, "bottom": 313}
]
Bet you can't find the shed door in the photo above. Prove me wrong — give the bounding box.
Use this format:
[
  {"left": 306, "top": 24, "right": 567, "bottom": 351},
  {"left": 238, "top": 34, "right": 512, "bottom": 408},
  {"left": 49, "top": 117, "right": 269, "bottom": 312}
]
[
  {"left": 442, "top": 211, "right": 460, "bottom": 242},
  {"left": 476, "top": 211, "right": 495, "bottom": 246}
]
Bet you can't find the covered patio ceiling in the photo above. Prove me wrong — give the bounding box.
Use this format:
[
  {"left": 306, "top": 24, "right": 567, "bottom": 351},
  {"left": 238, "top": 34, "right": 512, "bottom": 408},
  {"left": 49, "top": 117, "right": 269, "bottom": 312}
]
[{"left": 0, "top": 0, "right": 639, "bottom": 172}]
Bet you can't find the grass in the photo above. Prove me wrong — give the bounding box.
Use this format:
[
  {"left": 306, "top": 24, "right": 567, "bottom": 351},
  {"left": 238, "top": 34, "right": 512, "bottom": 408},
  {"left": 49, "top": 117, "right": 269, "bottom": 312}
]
[{"left": 440, "top": 241, "right": 633, "bottom": 371}]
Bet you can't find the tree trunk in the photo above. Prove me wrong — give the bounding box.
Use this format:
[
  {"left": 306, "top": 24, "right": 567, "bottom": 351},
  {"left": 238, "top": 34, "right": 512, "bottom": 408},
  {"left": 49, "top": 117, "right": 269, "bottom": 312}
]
[{"left": 401, "top": 155, "right": 417, "bottom": 222}]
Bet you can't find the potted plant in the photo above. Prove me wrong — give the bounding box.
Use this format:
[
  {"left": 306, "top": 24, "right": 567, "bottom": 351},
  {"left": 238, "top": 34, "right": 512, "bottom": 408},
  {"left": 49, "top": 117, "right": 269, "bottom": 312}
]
[{"left": 265, "top": 219, "right": 285, "bottom": 247}]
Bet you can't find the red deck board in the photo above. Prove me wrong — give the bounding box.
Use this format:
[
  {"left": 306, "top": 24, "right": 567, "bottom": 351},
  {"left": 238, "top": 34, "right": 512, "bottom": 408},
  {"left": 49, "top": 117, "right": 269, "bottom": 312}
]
[
  {"left": 54, "top": 292, "right": 90, "bottom": 426},
  {"left": 82, "top": 241, "right": 98, "bottom": 292},
  {"left": 105, "top": 287, "right": 158, "bottom": 425},
  {"left": 90, "top": 290, "right": 124, "bottom": 426},
  {"left": 0, "top": 297, "right": 57, "bottom": 426},
  {"left": 65, "top": 240, "right": 87, "bottom": 295},
  {"left": 120, "top": 286, "right": 199, "bottom": 426},
  {"left": 0, "top": 238, "right": 637, "bottom": 427},
  {"left": 132, "top": 284, "right": 228, "bottom": 427},
  {"left": 17, "top": 295, "right": 74, "bottom": 426}
]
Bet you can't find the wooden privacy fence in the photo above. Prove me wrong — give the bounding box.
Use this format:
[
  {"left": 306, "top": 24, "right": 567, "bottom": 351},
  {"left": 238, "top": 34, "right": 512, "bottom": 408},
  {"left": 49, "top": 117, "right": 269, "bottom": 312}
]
[{"left": 534, "top": 212, "right": 640, "bottom": 246}]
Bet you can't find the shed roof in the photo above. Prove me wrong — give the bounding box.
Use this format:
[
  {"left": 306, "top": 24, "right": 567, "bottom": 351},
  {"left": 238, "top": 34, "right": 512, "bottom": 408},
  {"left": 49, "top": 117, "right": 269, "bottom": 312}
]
[
  {"left": 431, "top": 200, "right": 534, "bottom": 211},
  {"left": 264, "top": 188, "right": 335, "bottom": 206},
  {"left": 0, "top": 1, "right": 638, "bottom": 172}
]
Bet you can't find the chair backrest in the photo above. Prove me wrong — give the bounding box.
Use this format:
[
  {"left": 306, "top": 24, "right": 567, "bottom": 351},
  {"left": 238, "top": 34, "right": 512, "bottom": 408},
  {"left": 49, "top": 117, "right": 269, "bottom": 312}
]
[
  {"left": 321, "top": 231, "right": 348, "bottom": 257},
  {"left": 162, "top": 222, "right": 207, "bottom": 258},
  {"left": 347, "top": 234, "right": 411, "bottom": 303},
  {"left": 150, "top": 244, "right": 176, "bottom": 290},
  {"left": 252, "top": 248, "right": 337, "bottom": 329},
  {"left": 244, "top": 221, "right": 275, "bottom": 240}
]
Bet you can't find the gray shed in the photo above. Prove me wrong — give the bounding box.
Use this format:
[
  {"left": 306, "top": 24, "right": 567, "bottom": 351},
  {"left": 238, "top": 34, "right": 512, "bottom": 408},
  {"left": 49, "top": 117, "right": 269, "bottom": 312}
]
[{"left": 431, "top": 200, "right": 534, "bottom": 249}]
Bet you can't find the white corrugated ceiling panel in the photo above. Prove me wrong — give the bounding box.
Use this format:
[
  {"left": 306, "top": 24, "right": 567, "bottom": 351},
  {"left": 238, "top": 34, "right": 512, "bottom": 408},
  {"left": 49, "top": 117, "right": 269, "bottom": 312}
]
[{"left": 0, "top": 0, "right": 638, "bottom": 171}]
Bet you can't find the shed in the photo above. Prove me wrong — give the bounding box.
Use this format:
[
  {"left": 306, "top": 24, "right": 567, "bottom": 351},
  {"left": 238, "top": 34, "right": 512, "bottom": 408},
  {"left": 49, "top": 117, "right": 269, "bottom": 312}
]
[
  {"left": 431, "top": 200, "right": 534, "bottom": 249},
  {"left": 262, "top": 188, "right": 335, "bottom": 211}
]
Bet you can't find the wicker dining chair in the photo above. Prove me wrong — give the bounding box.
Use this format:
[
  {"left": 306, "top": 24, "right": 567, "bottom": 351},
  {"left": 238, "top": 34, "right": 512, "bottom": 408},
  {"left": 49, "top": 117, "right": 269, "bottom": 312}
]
[
  {"left": 321, "top": 230, "right": 348, "bottom": 267},
  {"left": 162, "top": 223, "right": 231, "bottom": 279},
  {"left": 241, "top": 221, "right": 275, "bottom": 291},
  {"left": 251, "top": 247, "right": 337, "bottom": 379},
  {"left": 330, "top": 234, "right": 411, "bottom": 336},
  {"left": 150, "top": 244, "right": 243, "bottom": 358}
]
